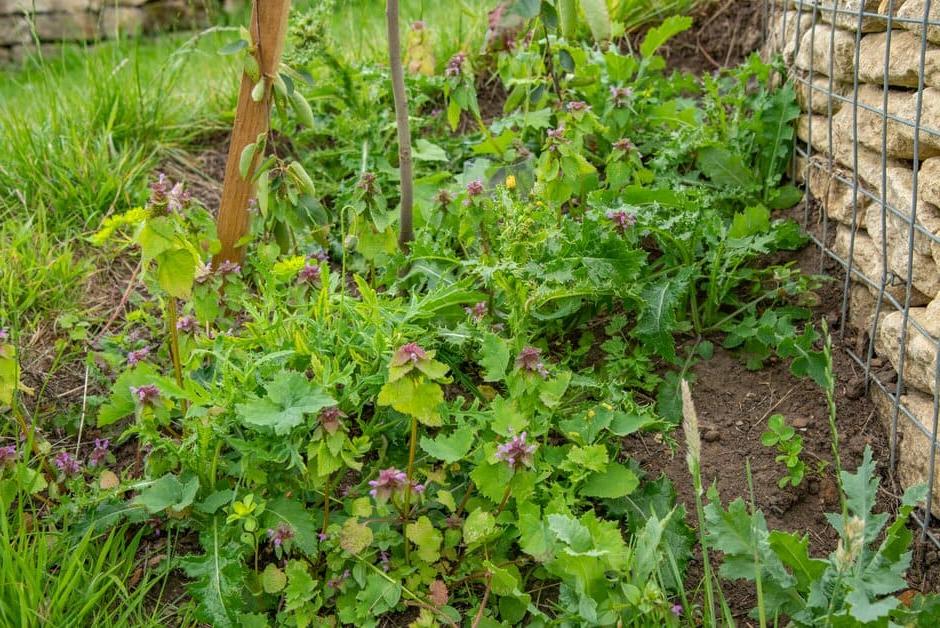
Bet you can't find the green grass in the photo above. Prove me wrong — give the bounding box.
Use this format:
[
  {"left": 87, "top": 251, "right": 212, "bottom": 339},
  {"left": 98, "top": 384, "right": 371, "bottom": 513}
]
[{"left": 0, "top": 30, "right": 240, "bottom": 235}]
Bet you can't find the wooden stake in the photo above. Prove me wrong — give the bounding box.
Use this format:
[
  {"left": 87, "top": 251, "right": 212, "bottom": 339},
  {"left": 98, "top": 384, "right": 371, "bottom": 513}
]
[
  {"left": 386, "top": 0, "right": 414, "bottom": 252},
  {"left": 214, "top": 0, "right": 292, "bottom": 265}
]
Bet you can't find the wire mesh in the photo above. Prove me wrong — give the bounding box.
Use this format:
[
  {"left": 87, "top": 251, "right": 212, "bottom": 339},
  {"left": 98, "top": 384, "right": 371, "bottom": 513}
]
[{"left": 763, "top": 0, "right": 940, "bottom": 548}]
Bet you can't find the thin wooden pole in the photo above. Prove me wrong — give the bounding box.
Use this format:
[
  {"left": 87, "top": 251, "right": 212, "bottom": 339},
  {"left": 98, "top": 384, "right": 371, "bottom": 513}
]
[
  {"left": 386, "top": 0, "right": 414, "bottom": 252},
  {"left": 214, "top": 0, "right": 291, "bottom": 265}
]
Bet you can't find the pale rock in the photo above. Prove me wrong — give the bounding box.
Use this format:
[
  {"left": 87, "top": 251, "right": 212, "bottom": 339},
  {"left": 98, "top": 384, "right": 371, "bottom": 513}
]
[
  {"left": 5, "top": 0, "right": 97, "bottom": 12},
  {"left": 807, "top": 157, "right": 870, "bottom": 223},
  {"left": 865, "top": 203, "right": 940, "bottom": 295},
  {"left": 832, "top": 84, "right": 940, "bottom": 160},
  {"left": 0, "top": 14, "right": 28, "bottom": 45},
  {"left": 921, "top": 157, "right": 940, "bottom": 207},
  {"left": 871, "top": 385, "right": 940, "bottom": 515},
  {"left": 833, "top": 225, "right": 929, "bottom": 305},
  {"left": 897, "top": 0, "right": 940, "bottom": 45},
  {"left": 817, "top": 0, "right": 887, "bottom": 33},
  {"left": 876, "top": 307, "right": 940, "bottom": 396},
  {"left": 858, "top": 30, "right": 940, "bottom": 88},
  {"left": 765, "top": 10, "right": 816, "bottom": 65},
  {"left": 99, "top": 6, "right": 145, "bottom": 37},
  {"left": 32, "top": 11, "right": 97, "bottom": 41},
  {"left": 795, "top": 24, "right": 857, "bottom": 80},
  {"left": 795, "top": 75, "right": 850, "bottom": 114}
]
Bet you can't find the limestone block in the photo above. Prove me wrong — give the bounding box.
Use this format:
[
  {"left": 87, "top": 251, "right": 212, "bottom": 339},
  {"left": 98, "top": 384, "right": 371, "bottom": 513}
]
[
  {"left": 865, "top": 203, "right": 940, "bottom": 295},
  {"left": 876, "top": 307, "right": 940, "bottom": 396},
  {"left": 32, "top": 11, "right": 97, "bottom": 41},
  {"left": 807, "top": 158, "right": 870, "bottom": 223},
  {"left": 765, "top": 10, "right": 816, "bottom": 65},
  {"left": 872, "top": 385, "right": 940, "bottom": 515},
  {"left": 921, "top": 157, "right": 940, "bottom": 207},
  {"left": 848, "top": 280, "right": 891, "bottom": 333},
  {"left": 795, "top": 24, "right": 857, "bottom": 81},
  {"left": 99, "top": 5, "right": 144, "bottom": 37},
  {"left": 4, "top": 0, "right": 97, "bottom": 12},
  {"left": 858, "top": 30, "right": 940, "bottom": 88},
  {"left": 0, "top": 15, "right": 28, "bottom": 45},
  {"left": 797, "top": 114, "right": 907, "bottom": 184},
  {"left": 897, "top": 0, "right": 940, "bottom": 45},
  {"left": 795, "top": 75, "right": 850, "bottom": 114},
  {"left": 833, "top": 84, "right": 940, "bottom": 160},
  {"left": 817, "top": 0, "right": 887, "bottom": 33},
  {"left": 833, "top": 225, "right": 929, "bottom": 305}
]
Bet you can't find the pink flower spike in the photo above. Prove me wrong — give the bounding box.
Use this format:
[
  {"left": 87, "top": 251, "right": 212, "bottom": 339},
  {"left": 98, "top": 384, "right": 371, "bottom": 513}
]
[
  {"left": 515, "top": 346, "right": 549, "bottom": 378},
  {"left": 54, "top": 451, "right": 81, "bottom": 476},
  {"left": 267, "top": 523, "right": 294, "bottom": 548},
  {"left": 130, "top": 384, "right": 160, "bottom": 406},
  {"left": 127, "top": 347, "right": 150, "bottom": 366},
  {"left": 392, "top": 342, "right": 428, "bottom": 367},
  {"left": 368, "top": 467, "right": 409, "bottom": 502},
  {"left": 297, "top": 263, "right": 321, "bottom": 284},
  {"left": 176, "top": 315, "right": 197, "bottom": 333},
  {"left": 495, "top": 432, "right": 537, "bottom": 469}
]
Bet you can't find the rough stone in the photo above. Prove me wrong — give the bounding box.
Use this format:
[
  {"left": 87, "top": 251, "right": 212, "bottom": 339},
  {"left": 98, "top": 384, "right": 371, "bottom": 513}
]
[
  {"left": 865, "top": 203, "right": 940, "bottom": 295},
  {"left": 833, "top": 84, "right": 940, "bottom": 160},
  {"left": 848, "top": 280, "right": 892, "bottom": 334},
  {"left": 858, "top": 30, "right": 940, "bottom": 88},
  {"left": 0, "top": 14, "right": 28, "bottom": 45},
  {"left": 795, "top": 24, "right": 857, "bottom": 81},
  {"left": 921, "top": 157, "right": 940, "bottom": 208},
  {"left": 3, "top": 0, "right": 97, "bottom": 12},
  {"left": 872, "top": 384, "right": 940, "bottom": 515},
  {"left": 897, "top": 0, "right": 940, "bottom": 45},
  {"left": 795, "top": 75, "right": 850, "bottom": 114},
  {"left": 771, "top": 0, "right": 886, "bottom": 32},
  {"left": 833, "top": 225, "right": 929, "bottom": 305},
  {"left": 807, "top": 157, "right": 871, "bottom": 224},
  {"left": 765, "top": 10, "right": 817, "bottom": 65},
  {"left": 31, "top": 11, "right": 97, "bottom": 41},
  {"left": 876, "top": 306, "right": 940, "bottom": 397},
  {"left": 99, "top": 6, "right": 145, "bottom": 38}
]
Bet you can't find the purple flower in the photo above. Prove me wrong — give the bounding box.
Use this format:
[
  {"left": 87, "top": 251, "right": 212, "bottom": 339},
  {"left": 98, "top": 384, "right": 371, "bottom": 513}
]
[
  {"left": 435, "top": 189, "right": 453, "bottom": 206},
  {"left": 127, "top": 347, "right": 150, "bottom": 366},
  {"left": 89, "top": 438, "right": 110, "bottom": 467},
  {"left": 465, "top": 301, "right": 488, "bottom": 322},
  {"left": 445, "top": 52, "right": 467, "bottom": 77},
  {"left": 54, "top": 451, "right": 81, "bottom": 476},
  {"left": 319, "top": 406, "right": 347, "bottom": 434},
  {"left": 368, "top": 467, "right": 409, "bottom": 502},
  {"left": 613, "top": 138, "right": 635, "bottom": 153},
  {"left": 411, "top": 482, "right": 426, "bottom": 494},
  {"left": 379, "top": 550, "right": 391, "bottom": 571},
  {"left": 148, "top": 173, "right": 189, "bottom": 212},
  {"left": 515, "top": 346, "right": 549, "bottom": 378},
  {"left": 318, "top": 532, "right": 330, "bottom": 542},
  {"left": 466, "top": 179, "right": 484, "bottom": 197},
  {"left": 130, "top": 384, "right": 160, "bottom": 406},
  {"left": 495, "top": 432, "right": 537, "bottom": 469},
  {"left": 546, "top": 126, "right": 567, "bottom": 151},
  {"left": 391, "top": 342, "right": 428, "bottom": 367},
  {"left": 609, "top": 86, "right": 632, "bottom": 107},
  {"left": 216, "top": 260, "right": 241, "bottom": 276},
  {"left": 0, "top": 445, "right": 17, "bottom": 466},
  {"left": 267, "top": 523, "right": 295, "bottom": 548},
  {"left": 327, "top": 569, "right": 351, "bottom": 589},
  {"left": 166, "top": 182, "right": 191, "bottom": 214},
  {"left": 606, "top": 209, "right": 636, "bottom": 234},
  {"left": 566, "top": 101, "right": 590, "bottom": 113},
  {"left": 195, "top": 261, "right": 213, "bottom": 283},
  {"left": 297, "top": 263, "right": 321, "bottom": 284},
  {"left": 148, "top": 173, "right": 169, "bottom": 207},
  {"left": 176, "top": 315, "right": 197, "bottom": 333},
  {"left": 671, "top": 603, "right": 683, "bottom": 617},
  {"left": 307, "top": 249, "right": 329, "bottom": 263},
  {"left": 357, "top": 171, "right": 378, "bottom": 196},
  {"left": 0, "top": 328, "right": 8, "bottom": 342}
]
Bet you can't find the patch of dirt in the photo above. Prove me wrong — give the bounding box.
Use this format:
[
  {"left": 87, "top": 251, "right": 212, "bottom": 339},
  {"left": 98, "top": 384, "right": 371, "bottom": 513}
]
[
  {"left": 627, "top": 0, "right": 765, "bottom": 74},
  {"left": 162, "top": 131, "right": 230, "bottom": 211}
]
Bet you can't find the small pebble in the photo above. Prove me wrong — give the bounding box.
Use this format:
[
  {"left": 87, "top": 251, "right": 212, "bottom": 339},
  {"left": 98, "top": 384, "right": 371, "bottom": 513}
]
[
  {"left": 871, "top": 357, "right": 885, "bottom": 368},
  {"left": 792, "top": 417, "right": 810, "bottom": 429},
  {"left": 807, "top": 478, "right": 820, "bottom": 495},
  {"left": 703, "top": 429, "right": 721, "bottom": 443},
  {"left": 734, "top": 420, "right": 744, "bottom": 427},
  {"left": 845, "top": 377, "right": 866, "bottom": 400}
]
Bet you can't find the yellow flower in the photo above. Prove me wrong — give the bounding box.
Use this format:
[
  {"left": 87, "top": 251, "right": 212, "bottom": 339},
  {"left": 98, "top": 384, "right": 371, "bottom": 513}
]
[{"left": 505, "top": 175, "right": 516, "bottom": 190}]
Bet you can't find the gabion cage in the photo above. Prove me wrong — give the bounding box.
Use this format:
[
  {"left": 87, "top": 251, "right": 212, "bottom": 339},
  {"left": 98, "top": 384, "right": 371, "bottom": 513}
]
[{"left": 762, "top": 0, "right": 940, "bottom": 548}]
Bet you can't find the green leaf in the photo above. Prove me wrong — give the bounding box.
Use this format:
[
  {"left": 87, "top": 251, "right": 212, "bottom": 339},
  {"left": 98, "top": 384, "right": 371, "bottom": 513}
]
[
  {"left": 135, "top": 474, "right": 199, "bottom": 514},
  {"left": 156, "top": 248, "right": 196, "bottom": 298},
  {"left": 262, "top": 498, "right": 320, "bottom": 556},
  {"left": 547, "top": 514, "right": 592, "bottom": 552},
  {"left": 777, "top": 327, "right": 828, "bottom": 389},
  {"left": 846, "top": 587, "right": 899, "bottom": 623},
  {"left": 339, "top": 518, "right": 373, "bottom": 555},
  {"left": 289, "top": 90, "right": 315, "bottom": 127},
  {"left": 413, "top": 139, "right": 449, "bottom": 162},
  {"left": 479, "top": 333, "right": 511, "bottom": 382},
  {"left": 581, "top": 462, "right": 639, "bottom": 499},
  {"left": 640, "top": 15, "right": 693, "bottom": 58},
  {"left": 180, "top": 522, "right": 243, "bottom": 627},
  {"left": 377, "top": 376, "right": 444, "bottom": 426},
  {"left": 565, "top": 444, "right": 609, "bottom": 472},
  {"left": 239, "top": 142, "right": 257, "bottom": 178},
  {"left": 697, "top": 146, "right": 757, "bottom": 189},
  {"left": 728, "top": 205, "right": 771, "bottom": 239},
  {"left": 261, "top": 564, "right": 287, "bottom": 594},
  {"left": 283, "top": 560, "right": 316, "bottom": 611},
  {"left": 580, "top": 0, "right": 611, "bottom": 42},
  {"left": 236, "top": 372, "right": 335, "bottom": 435},
  {"left": 464, "top": 508, "right": 496, "bottom": 545},
  {"left": 356, "top": 574, "right": 401, "bottom": 616},
  {"left": 218, "top": 39, "right": 248, "bottom": 55},
  {"left": 767, "top": 531, "right": 826, "bottom": 590},
  {"left": 471, "top": 461, "right": 514, "bottom": 503},
  {"left": 406, "top": 516, "right": 442, "bottom": 563},
  {"left": 633, "top": 272, "right": 690, "bottom": 362},
  {"left": 420, "top": 426, "right": 475, "bottom": 464},
  {"left": 196, "top": 489, "right": 234, "bottom": 514}
]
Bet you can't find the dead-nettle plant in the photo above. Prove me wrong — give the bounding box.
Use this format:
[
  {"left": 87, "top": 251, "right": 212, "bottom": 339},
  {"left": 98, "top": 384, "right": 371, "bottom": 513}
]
[
  {"left": 386, "top": 0, "right": 415, "bottom": 252},
  {"left": 376, "top": 342, "right": 449, "bottom": 561}
]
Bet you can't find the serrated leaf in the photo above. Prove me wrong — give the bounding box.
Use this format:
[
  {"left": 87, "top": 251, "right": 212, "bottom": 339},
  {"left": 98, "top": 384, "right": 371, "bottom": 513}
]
[
  {"left": 471, "top": 461, "right": 514, "bottom": 503},
  {"left": 581, "top": 462, "right": 638, "bottom": 499},
  {"left": 479, "top": 333, "right": 510, "bottom": 382},
  {"left": 420, "top": 426, "right": 475, "bottom": 464},
  {"left": 640, "top": 15, "right": 693, "bottom": 58},
  {"left": 634, "top": 272, "right": 690, "bottom": 362},
  {"left": 156, "top": 248, "right": 196, "bottom": 298},
  {"left": 767, "top": 530, "right": 826, "bottom": 590},
  {"left": 406, "top": 516, "right": 442, "bottom": 563},
  {"left": 180, "top": 522, "right": 243, "bottom": 627},
  {"left": 263, "top": 498, "right": 320, "bottom": 556},
  {"left": 339, "top": 518, "right": 373, "bottom": 555},
  {"left": 697, "top": 146, "right": 757, "bottom": 189},
  {"left": 728, "top": 205, "right": 771, "bottom": 239},
  {"left": 236, "top": 372, "right": 334, "bottom": 435},
  {"left": 464, "top": 508, "right": 496, "bottom": 545},
  {"left": 261, "top": 564, "right": 286, "bottom": 593},
  {"left": 377, "top": 376, "right": 444, "bottom": 426}
]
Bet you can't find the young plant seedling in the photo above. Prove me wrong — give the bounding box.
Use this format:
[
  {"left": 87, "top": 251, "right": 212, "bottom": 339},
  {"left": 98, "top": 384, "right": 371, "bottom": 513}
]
[{"left": 760, "top": 414, "right": 805, "bottom": 489}]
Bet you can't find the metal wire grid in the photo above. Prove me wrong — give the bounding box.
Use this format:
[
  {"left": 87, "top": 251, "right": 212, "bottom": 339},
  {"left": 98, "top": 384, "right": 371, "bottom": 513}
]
[{"left": 762, "top": 0, "right": 940, "bottom": 548}]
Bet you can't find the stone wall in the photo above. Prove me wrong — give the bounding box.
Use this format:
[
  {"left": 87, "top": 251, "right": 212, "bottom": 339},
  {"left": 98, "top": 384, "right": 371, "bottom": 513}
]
[
  {"left": 767, "top": 0, "right": 940, "bottom": 512},
  {"left": 0, "top": 0, "right": 211, "bottom": 62}
]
